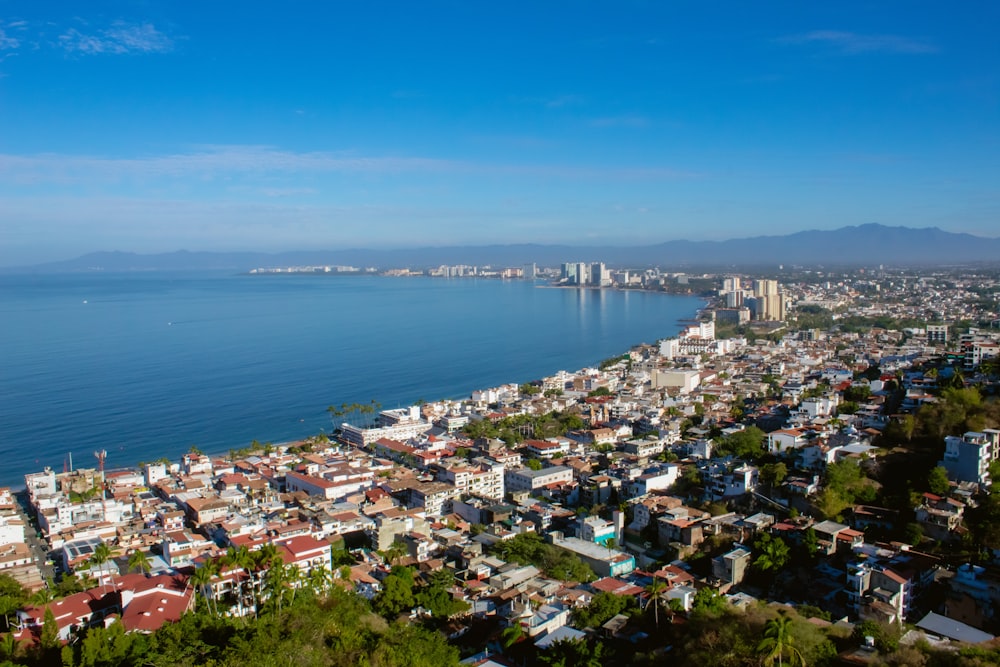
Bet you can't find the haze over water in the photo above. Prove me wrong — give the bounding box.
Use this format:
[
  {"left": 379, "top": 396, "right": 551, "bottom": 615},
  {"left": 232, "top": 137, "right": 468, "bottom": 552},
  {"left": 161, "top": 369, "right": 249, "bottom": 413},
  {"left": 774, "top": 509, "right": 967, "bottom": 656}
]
[{"left": 0, "top": 272, "right": 702, "bottom": 487}]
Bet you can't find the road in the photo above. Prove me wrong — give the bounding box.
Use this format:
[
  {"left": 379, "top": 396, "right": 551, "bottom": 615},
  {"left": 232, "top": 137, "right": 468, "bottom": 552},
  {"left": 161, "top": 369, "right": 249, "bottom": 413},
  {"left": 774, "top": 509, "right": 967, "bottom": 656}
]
[{"left": 13, "top": 490, "right": 56, "bottom": 582}]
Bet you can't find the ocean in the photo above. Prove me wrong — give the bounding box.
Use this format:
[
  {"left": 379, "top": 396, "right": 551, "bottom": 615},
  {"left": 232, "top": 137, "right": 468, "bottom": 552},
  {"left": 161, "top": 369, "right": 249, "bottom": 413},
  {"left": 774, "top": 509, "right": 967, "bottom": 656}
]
[{"left": 0, "top": 271, "right": 702, "bottom": 487}]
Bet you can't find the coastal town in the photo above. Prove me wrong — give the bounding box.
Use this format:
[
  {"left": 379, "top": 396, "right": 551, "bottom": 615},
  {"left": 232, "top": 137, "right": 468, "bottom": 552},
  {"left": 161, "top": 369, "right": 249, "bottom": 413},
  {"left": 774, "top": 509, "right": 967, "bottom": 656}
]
[{"left": 3, "top": 264, "right": 1000, "bottom": 666}]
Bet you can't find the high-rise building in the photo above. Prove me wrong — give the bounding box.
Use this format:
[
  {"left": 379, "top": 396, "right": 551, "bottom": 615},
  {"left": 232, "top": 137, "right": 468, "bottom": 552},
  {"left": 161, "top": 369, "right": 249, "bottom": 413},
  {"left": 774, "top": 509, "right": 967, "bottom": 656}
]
[
  {"left": 589, "top": 262, "right": 610, "bottom": 287},
  {"left": 561, "top": 263, "right": 577, "bottom": 283}
]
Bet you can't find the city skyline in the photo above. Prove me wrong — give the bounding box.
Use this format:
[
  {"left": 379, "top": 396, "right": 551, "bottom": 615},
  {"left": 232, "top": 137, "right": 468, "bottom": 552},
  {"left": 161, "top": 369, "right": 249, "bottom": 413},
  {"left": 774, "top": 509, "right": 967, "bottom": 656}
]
[{"left": 1, "top": 2, "right": 998, "bottom": 265}]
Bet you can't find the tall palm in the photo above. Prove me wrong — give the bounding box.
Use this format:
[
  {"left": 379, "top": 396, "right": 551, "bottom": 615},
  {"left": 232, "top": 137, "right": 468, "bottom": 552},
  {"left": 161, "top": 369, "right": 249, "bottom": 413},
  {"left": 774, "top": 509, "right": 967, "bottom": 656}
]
[
  {"left": 253, "top": 545, "right": 284, "bottom": 615},
  {"left": 128, "top": 549, "right": 152, "bottom": 576},
  {"left": 89, "top": 542, "right": 112, "bottom": 592},
  {"left": 226, "top": 546, "right": 254, "bottom": 615},
  {"left": 286, "top": 564, "right": 303, "bottom": 604},
  {"left": 308, "top": 565, "right": 332, "bottom": 597},
  {"left": 645, "top": 576, "right": 667, "bottom": 629},
  {"left": 758, "top": 611, "right": 806, "bottom": 667},
  {"left": 264, "top": 559, "right": 290, "bottom": 612},
  {"left": 190, "top": 565, "right": 216, "bottom": 615}
]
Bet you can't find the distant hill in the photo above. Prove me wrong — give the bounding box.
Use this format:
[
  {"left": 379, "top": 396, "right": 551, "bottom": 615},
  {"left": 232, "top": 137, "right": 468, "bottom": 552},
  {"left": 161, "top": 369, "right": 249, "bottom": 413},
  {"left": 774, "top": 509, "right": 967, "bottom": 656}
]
[{"left": 6, "top": 224, "right": 1000, "bottom": 273}]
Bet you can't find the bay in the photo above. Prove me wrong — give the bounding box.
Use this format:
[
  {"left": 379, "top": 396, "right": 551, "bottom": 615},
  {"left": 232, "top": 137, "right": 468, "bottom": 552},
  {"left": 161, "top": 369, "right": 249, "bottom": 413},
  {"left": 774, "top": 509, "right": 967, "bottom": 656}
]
[{"left": 0, "top": 271, "right": 702, "bottom": 487}]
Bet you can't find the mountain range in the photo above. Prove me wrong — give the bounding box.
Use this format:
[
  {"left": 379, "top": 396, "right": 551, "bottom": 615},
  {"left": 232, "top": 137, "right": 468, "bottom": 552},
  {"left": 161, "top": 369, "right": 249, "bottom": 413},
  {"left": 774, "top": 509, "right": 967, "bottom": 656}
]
[{"left": 6, "top": 224, "right": 1000, "bottom": 273}]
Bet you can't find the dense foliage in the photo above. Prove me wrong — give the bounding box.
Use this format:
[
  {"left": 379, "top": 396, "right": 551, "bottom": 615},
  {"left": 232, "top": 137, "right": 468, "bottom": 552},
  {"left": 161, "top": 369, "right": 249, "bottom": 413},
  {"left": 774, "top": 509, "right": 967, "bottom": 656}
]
[
  {"left": 572, "top": 591, "right": 636, "bottom": 629},
  {"left": 490, "top": 532, "right": 596, "bottom": 582},
  {"left": 463, "top": 410, "right": 585, "bottom": 444},
  {"left": 0, "top": 585, "right": 461, "bottom": 667}
]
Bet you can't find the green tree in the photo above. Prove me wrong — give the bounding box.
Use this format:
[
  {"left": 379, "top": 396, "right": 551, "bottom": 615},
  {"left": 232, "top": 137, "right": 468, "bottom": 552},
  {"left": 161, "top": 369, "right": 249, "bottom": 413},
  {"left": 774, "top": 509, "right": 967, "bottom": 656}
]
[
  {"left": 89, "top": 541, "right": 112, "bottom": 591},
  {"left": 382, "top": 540, "right": 407, "bottom": 567},
  {"left": 837, "top": 401, "right": 859, "bottom": 415},
  {"left": 573, "top": 590, "right": 635, "bottom": 629},
  {"left": 0, "top": 574, "right": 26, "bottom": 631},
  {"left": 761, "top": 462, "right": 789, "bottom": 491},
  {"left": 927, "top": 466, "right": 950, "bottom": 495},
  {"left": 691, "top": 587, "right": 726, "bottom": 615},
  {"left": 758, "top": 610, "right": 806, "bottom": 667},
  {"left": 800, "top": 528, "right": 819, "bottom": 562},
  {"left": 29, "top": 587, "right": 54, "bottom": 606},
  {"left": 715, "top": 426, "right": 767, "bottom": 460},
  {"left": 753, "top": 533, "right": 791, "bottom": 573},
  {"left": 190, "top": 564, "right": 216, "bottom": 615},
  {"left": 0, "top": 631, "right": 21, "bottom": 662},
  {"left": 645, "top": 577, "right": 667, "bottom": 629},
  {"left": 128, "top": 549, "right": 152, "bottom": 576},
  {"left": 904, "top": 522, "right": 924, "bottom": 545},
  {"left": 500, "top": 623, "right": 524, "bottom": 648},
  {"left": 416, "top": 569, "right": 469, "bottom": 618},
  {"left": 39, "top": 606, "right": 60, "bottom": 652},
  {"left": 373, "top": 567, "right": 416, "bottom": 618},
  {"left": 538, "top": 637, "right": 606, "bottom": 667}
]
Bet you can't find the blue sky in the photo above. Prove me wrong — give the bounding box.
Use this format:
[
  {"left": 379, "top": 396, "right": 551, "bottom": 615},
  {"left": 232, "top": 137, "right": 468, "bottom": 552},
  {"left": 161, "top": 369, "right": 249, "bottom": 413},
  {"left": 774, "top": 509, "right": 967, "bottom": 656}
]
[{"left": 0, "top": 2, "right": 997, "bottom": 265}]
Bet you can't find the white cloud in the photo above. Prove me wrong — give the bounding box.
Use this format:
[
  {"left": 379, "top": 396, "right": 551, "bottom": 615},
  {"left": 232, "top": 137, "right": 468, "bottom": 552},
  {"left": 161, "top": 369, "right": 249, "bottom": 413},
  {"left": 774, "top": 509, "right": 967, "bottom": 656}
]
[
  {"left": 0, "top": 28, "right": 20, "bottom": 50},
  {"left": 780, "top": 30, "right": 937, "bottom": 55},
  {"left": 59, "top": 21, "right": 173, "bottom": 55}
]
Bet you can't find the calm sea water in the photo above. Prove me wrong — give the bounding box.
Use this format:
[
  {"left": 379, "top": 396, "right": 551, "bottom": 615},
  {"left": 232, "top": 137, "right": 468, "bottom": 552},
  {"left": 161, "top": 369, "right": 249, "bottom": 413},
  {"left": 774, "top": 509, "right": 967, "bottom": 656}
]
[{"left": 0, "top": 272, "right": 702, "bottom": 487}]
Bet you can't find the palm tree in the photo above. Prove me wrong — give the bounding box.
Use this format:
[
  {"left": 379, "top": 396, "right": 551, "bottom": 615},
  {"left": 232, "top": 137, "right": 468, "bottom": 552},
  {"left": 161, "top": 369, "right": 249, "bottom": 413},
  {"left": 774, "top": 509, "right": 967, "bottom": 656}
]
[
  {"left": 89, "top": 541, "right": 112, "bottom": 592},
  {"left": 128, "top": 549, "right": 152, "bottom": 576},
  {"left": 253, "top": 545, "right": 284, "bottom": 615},
  {"left": 190, "top": 565, "right": 215, "bottom": 615},
  {"left": 758, "top": 611, "right": 806, "bottom": 667},
  {"left": 500, "top": 622, "right": 524, "bottom": 649},
  {"left": 0, "top": 632, "right": 20, "bottom": 662},
  {"left": 382, "top": 540, "right": 406, "bottom": 567},
  {"left": 604, "top": 537, "right": 617, "bottom": 556},
  {"left": 645, "top": 576, "right": 667, "bottom": 629},
  {"left": 28, "top": 587, "right": 54, "bottom": 607},
  {"left": 308, "top": 566, "right": 332, "bottom": 597},
  {"left": 223, "top": 546, "right": 255, "bottom": 618},
  {"left": 264, "top": 559, "right": 290, "bottom": 613}
]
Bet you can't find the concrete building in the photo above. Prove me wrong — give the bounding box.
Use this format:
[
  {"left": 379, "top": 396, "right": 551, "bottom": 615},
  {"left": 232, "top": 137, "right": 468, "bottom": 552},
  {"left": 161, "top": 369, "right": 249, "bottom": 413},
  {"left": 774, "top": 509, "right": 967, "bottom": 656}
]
[
  {"left": 549, "top": 534, "right": 635, "bottom": 577},
  {"left": 505, "top": 466, "right": 574, "bottom": 493},
  {"left": 651, "top": 370, "right": 701, "bottom": 393},
  {"left": 712, "top": 546, "right": 751, "bottom": 588},
  {"left": 941, "top": 431, "right": 1000, "bottom": 485}
]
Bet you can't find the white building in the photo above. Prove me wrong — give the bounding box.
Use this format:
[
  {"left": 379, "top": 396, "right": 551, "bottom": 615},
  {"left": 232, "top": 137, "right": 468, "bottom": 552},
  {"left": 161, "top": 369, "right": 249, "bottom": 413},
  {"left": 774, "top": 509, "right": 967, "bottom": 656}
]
[
  {"left": 435, "top": 461, "right": 505, "bottom": 502},
  {"left": 651, "top": 370, "right": 701, "bottom": 393},
  {"left": 505, "top": 466, "right": 574, "bottom": 493}
]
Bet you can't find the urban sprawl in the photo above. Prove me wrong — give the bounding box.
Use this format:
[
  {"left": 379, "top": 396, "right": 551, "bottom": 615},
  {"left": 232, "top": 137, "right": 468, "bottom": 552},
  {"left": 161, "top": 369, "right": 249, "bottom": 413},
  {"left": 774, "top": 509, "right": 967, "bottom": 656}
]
[{"left": 3, "top": 263, "right": 1000, "bottom": 665}]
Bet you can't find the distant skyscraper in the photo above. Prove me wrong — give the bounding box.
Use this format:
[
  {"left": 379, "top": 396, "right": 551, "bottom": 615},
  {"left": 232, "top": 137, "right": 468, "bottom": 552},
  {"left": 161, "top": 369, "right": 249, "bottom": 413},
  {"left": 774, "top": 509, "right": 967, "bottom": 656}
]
[
  {"left": 523, "top": 263, "right": 537, "bottom": 280},
  {"left": 561, "top": 262, "right": 577, "bottom": 283},
  {"left": 750, "top": 279, "right": 784, "bottom": 321},
  {"left": 590, "top": 262, "right": 609, "bottom": 287}
]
